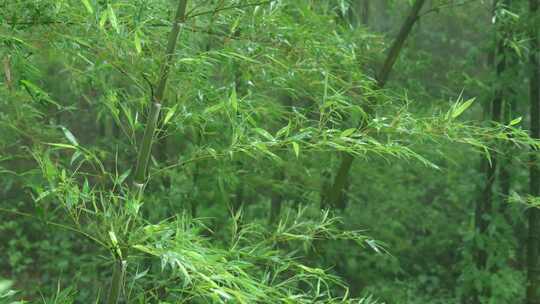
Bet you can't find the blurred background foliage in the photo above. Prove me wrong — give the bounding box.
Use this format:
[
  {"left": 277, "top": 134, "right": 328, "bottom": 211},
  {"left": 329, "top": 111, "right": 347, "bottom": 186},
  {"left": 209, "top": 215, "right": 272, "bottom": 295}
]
[{"left": 1, "top": 0, "right": 540, "bottom": 303}]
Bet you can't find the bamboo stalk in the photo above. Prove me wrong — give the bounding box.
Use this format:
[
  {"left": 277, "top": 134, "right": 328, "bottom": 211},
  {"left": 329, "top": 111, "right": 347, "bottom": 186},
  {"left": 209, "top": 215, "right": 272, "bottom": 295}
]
[
  {"left": 323, "top": 0, "right": 426, "bottom": 209},
  {"left": 472, "top": 1, "right": 515, "bottom": 302},
  {"left": 527, "top": 1, "right": 540, "bottom": 303},
  {"left": 133, "top": 102, "right": 162, "bottom": 187},
  {"left": 132, "top": 0, "right": 188, "bottom": 190},
  {"left": 105, "top": 2, "right": 189, "bottom": 303},
  {"left": 106, "top": 260, "right": 125, "bottom": 304}
]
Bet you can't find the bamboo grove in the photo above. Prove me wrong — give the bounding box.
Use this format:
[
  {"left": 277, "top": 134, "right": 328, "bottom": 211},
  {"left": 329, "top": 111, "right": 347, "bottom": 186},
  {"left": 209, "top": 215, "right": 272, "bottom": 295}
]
[{"left": 0, "top": 0, "right": 540, "bottom": 303}]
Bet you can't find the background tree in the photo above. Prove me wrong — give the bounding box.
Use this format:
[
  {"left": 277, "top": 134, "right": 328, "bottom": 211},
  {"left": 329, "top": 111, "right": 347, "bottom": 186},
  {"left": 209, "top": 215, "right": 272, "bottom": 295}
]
[{"left": 1, "top": 1, "right": 539, "bottom": 303}]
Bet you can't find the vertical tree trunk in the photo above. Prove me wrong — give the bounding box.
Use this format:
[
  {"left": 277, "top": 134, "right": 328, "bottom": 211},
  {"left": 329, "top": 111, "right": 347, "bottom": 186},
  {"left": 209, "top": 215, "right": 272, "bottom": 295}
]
[
  {"left": 139, "top": 0, "right": 188, "bottom": 182},
  {"left": 361, "top": 0, "right": 370, "bottom": 26},
  {"left": 499, "top": 90, "right": 515, "bottom": 215},
  {"left": 472, "top": 2, "right": 509, "bottom": 303},
  {"left": 527, "top": 1, "right": 540, "bottom": 303},
  {"left": 323, "top": 0, "right": 426, "bottom": 209},
  {"left": 106, "top": 2, "right": 189, "bottom": 304},
  {"left": 154, "top": 0, "right": 189, "bottom": 185}
]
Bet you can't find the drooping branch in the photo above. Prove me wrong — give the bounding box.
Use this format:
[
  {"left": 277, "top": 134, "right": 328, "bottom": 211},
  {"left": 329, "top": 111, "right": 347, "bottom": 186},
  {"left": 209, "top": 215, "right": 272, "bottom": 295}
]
[{"left": 187, "top": 0, "right": 276, "bottom": 19}]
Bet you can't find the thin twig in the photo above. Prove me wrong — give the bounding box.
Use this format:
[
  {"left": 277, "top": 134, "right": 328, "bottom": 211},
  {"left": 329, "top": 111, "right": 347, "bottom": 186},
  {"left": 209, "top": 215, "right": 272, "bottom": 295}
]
[
  {"left": 418, "top": 0, "right": 482, "bottom": 18},
  {"left": 187, "top": 0, "right": 276, "bottom": 19}
]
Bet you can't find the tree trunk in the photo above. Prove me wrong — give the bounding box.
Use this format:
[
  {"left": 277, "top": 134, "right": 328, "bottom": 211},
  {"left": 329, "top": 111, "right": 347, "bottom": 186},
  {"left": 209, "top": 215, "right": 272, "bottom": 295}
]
[
  {"left": 361, "top": 0, "right": 370, "bottom": 26},
  {"left": 527, "top": 1, "right": 540, "bottom": 303},
  {"left": 323, "top": 0, "right": 426, "bottom": 209},
  {"left": 106, "top": 1, "right": 189, "bottom": 303},
  {"left": 472, "top": 2, "right": 509, "bottom": 303}
]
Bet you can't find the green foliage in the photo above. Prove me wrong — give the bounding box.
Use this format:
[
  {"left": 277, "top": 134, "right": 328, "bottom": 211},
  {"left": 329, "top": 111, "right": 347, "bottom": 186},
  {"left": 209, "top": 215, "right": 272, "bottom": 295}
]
[{"left": 1, "top": 0, "right": 539, "bottom": 303}]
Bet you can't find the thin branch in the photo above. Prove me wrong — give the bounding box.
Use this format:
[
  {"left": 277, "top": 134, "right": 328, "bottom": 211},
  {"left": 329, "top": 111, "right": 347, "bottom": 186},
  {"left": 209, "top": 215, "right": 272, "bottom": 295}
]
[
  {"left": 187, "top": 0, "right": 276, "bottom": 19},
  {"left": 418, "top": 0, "right": 482, "bottom": 18}
]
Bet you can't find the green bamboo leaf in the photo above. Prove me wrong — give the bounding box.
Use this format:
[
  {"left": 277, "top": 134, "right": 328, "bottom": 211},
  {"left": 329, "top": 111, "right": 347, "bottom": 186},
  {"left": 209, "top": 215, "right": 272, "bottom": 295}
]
[
  {"left": 204, "top": 102, "right": 224, "bottom": 114},
  {"left": 46, "top": 143, "right": 78, "bottom": 149},
  {"left": 230, "top": 87, "right": 238, "bottom": 112},
  {"left": 132, "top": 245, "right": 157, "bottom": 255},
  {"left": 452, "top": 98, "right": 475, "bottom": 118},
  {"left": 292, "top": 142, "right": 300, "bottom": 158},
  {"left": 35, "top": 190, "right": 52, "bottom": 202},
  {"left": 61, "top": 126, "right": 79, "bottom": 146},
  {"left": 108, "top": 5, "right": 119, "bottom": 33},
  {"left": 21, "top": 80, "right": 61, "bottom": 108},
  {"left": 213, "top": 289, "right": 232, "bottom": 301},
  {"left": 81, "top": 0, "right": 93, "bottom": 14},
  {"left": 109, "top": 231, "right": 118, "bottom": 246},
  {"left": 509, "top": 116, "right": 522, "bottom": 126},
  {"left": 254, "top": 128, "right": 274, "bottom": 141},
  {"left": 163, "top": 104, "right": 178, "bottom": 125},
  {"left": 117, "top": 169, "right": 131, "bottom": 185},
  {"left": 70, "top": 150, "right": 83, "bottom": 166},
  {"left": 109, "top": 231, "right": 122, "bottom": 258},
  {"left": 341, "top": 128, "right": 356, "bottom": 137},
  {"left": 134, "top": 30, "right": 142, "bottom": 54},
  {"left": 174, "top": 261, "right": 192, "bottom": 288},
  {"left": 276, "top": 121, "right": 291, "bottom": 138},
  {"left": 99, "top": 10, "right": 108, "bottom": 29}
]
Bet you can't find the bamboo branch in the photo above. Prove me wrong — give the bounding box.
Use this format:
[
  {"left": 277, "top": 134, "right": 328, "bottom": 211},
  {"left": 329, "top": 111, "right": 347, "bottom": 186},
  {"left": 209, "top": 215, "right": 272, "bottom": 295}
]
[{"left": 187, "top": 0, "right": 276, "bottom": 19}]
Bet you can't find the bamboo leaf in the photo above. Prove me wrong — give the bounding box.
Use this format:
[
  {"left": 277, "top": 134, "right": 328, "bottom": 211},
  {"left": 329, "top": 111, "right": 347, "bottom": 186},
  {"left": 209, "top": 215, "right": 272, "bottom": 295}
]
[
  {"left": 109, "top": 231, "right": 122, "bottom": 258},
  {"left": 254, "top": 128, "right": 274, "bottom": 141},
  {"left": 109, "top": 231, "right": 118, "bottom": 247},
  {"left": 70, "top": 150, "right": 83, "bottom": 166},
  {"left": 108, "top": 5, "right": 119, "bottom": 33},
  {"left": 134, "top": 30, "right": 142, "bottom": 54},
  {"left": 452, "top": 98, "right": 475, "bottom": 118},
  {"left": 81, "top": 0, "right": 93, "bottom": 14},
  {"left": 46, "top": 143, "right": 78, "bottom": 149},
  {"left": 163, "top": 104, "right": 178, "bottom": 125},
  {"left": 99, "top": 10, "right": 108, "bottom": 29},
  {"left": 230, "top": 86, "right": 238, "bottom": 112},
  {"left": 292, "top": 142, "right": 300, "bottom": 158},
  {"left": 117, "top": 169, "right": 131, "bottom": 185},
  {"left": 509, "top": 116, "right": 522, "bottom": 126},
  {"left": 341, "top": 128, "right": 356, "bottom": 137},
  {"left": 61, "top": 126, "right": 79, "bottom": 146}
]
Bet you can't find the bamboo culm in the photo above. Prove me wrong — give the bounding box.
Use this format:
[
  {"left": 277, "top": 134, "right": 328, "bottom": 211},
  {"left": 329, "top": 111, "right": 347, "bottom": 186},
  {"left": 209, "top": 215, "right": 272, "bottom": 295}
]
[
  {"left": 527, "top": 1, "right": 540, "bottom": 303},
  {"left": 106, "top": 1, "right": 189, "bottom": 304},
  {"left": 323, "top": 0, "right": 426, "bottom": 210}
]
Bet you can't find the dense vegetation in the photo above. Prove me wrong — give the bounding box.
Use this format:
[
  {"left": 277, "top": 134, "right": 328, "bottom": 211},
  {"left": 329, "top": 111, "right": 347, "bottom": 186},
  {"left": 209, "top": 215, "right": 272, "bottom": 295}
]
[{"left": 1, "top": 0, "right": 540, "bottom": 303}]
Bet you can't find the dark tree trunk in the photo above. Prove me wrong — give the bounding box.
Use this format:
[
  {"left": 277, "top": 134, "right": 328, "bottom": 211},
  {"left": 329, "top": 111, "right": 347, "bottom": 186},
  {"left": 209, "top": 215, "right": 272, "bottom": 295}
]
[
  {"left": 361, "top": 0, "right": 370, "bottom": 26},
  {"left": 323, "top": 0, "right": 426, "bottom": 209},
  {"left": 527, "top": 1, "right": 540, "bottom": 303},
  {"left": 472, "top": 2, "right": 509, "bottom": 303}
]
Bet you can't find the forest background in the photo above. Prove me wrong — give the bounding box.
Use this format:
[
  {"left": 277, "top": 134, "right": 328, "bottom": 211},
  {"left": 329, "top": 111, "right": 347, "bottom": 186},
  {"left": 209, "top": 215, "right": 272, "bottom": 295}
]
[{"left": 1, "top": 0, "right": 540, "bottom": 303}]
